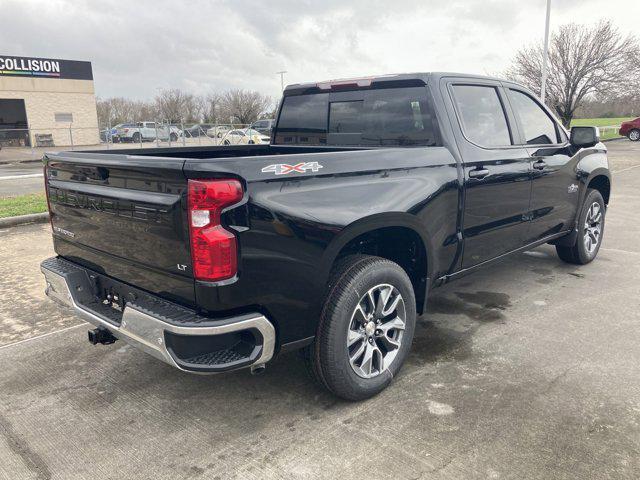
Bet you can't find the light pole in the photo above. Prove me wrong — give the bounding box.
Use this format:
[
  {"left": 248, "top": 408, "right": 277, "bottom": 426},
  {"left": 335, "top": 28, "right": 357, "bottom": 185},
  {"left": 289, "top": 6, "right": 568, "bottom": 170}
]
[
  {"left": 540, "top": 0, "right": 551, "bottom": 103},
  {"left": 276, "top": 71, "right": 287, "bottom": 92}
]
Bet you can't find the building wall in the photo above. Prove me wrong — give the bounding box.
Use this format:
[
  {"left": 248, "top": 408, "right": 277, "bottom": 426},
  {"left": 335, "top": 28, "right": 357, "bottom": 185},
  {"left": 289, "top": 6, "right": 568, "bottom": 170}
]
[{"left": 0, "top": 76, "right": 99, "bottom": 146}]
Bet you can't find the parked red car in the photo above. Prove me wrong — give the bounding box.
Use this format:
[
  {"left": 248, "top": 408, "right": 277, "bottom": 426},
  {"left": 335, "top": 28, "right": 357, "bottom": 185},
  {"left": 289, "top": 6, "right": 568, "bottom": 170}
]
[{"left": 619, "top": 117, "right": 640, "bottom": 141}]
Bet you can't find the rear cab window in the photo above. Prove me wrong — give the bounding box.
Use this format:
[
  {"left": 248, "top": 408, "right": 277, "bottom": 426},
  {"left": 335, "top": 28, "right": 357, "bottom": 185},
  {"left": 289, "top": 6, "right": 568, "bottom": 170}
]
[{"left": 274, "top": 86, "right": 438, "bottom": 146}]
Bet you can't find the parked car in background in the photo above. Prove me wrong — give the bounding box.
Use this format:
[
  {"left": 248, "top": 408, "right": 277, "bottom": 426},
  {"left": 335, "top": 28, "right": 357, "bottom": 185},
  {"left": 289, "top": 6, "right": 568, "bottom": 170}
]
[
  {"left": 100, "top": 124, "right": 127, "bottom": 143},
  {"left": 619, "top": 117, "right": 640, "bottom": 141},
  {"left": 184, "top": 124, "right": 214, "bottom": 138},
  {"left": 116, "top": 122, "right": 181, "bottom": 142},
  {"left": 220, "top": 128, "right": 270, "bottom": 145},
  {"left": 250, "top": 119, "right": 275, "bottom": 136},
  {"left": 206, "top": 125, "right": 232, "bottom": 138},
  {"left": 112, "top": 124, "right": 137, "bottom": 143}
]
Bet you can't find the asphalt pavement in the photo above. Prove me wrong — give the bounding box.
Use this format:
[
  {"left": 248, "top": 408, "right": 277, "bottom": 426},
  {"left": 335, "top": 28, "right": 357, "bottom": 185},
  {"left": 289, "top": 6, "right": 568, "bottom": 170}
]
[
  {"left": 0, "top": 140, "right": 639, "bottom": 479},
  {"left": 0, "top": 161, "right": 44, "bottom": 197}
]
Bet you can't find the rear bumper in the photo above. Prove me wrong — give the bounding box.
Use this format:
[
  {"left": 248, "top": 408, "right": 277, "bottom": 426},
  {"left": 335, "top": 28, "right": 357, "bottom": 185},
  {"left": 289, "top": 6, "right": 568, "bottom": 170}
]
[{"left": 40, "top": 257, "right": 275, "bottom": 374}]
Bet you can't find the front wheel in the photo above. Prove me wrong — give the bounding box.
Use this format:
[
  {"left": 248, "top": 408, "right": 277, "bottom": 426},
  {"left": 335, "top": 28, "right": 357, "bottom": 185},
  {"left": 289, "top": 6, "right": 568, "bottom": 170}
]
[
  {"left": 556, "top": 188, "right": 605, "bottom": 264},
  {"left": 304, "top": 255, "right": 416, "bottom": 401},
  {"left": 628, "top": 129, "right": 640, "bottom": 142}
]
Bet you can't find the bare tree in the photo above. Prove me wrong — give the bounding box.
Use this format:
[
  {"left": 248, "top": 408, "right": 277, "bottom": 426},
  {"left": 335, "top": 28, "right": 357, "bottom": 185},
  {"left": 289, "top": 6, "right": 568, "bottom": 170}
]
[
  {"left": 197, "top": 93, "right": 221, "bottom": 123},
  {"left": 219, "top": 89, "right": 272, "bottom": 124},
  {"left": 97, "top": 97, "right": 141, "bottom": 126},
  {"left": 507, "top": 20, "right": 639, "bottom": 126},
  {"left": 96, "top": 97, "right": 160, "bottom": 126},
  {"left": 154, "top": 88, "right": 200, "bottom": 124}
]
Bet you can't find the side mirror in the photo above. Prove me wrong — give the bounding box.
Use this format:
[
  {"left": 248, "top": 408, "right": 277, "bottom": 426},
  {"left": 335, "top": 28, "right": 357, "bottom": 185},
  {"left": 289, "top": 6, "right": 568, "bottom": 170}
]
[{"left": 570, "top": 126, "right": 600, "bottom": 148}]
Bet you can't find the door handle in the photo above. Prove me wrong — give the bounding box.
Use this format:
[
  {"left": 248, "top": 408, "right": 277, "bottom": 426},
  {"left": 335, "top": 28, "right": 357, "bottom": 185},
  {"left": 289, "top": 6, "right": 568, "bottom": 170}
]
[
  {"left": 469, "top": 168, "right": 490, "bottom": 179},
  {"left": 532, "top": 160, "right": 547, "bottom": 170}
]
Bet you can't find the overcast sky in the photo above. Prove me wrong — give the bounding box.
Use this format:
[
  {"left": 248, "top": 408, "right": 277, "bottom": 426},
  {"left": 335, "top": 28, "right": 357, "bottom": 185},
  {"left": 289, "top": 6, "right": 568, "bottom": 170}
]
[{"left": 2, "top": 0, "right": 638, "bottom": 102}]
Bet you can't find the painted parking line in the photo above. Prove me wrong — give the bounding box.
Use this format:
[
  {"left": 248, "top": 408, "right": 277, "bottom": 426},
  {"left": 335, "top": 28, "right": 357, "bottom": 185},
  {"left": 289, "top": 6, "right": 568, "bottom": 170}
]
[
  {"left": 0, "top": 173, "right": 44, "bottom": 181},
  {"left": 612, "top": 164, "right": 640, "bottom": 174},
  {"left": 0, "top": 323, "right": 84, "bottom": 351}
]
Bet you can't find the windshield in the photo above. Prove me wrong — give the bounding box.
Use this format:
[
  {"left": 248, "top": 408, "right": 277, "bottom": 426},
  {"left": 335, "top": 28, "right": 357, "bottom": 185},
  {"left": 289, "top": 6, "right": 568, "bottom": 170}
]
[{"left": 274, "top": 86, "right": 438, "bottom": 146}]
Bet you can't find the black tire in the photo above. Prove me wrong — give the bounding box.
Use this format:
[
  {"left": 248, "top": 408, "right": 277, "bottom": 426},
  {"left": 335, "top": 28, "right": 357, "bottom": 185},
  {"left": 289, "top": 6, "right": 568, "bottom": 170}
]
[
  {"left": 131, "top": 132, "right": 141, "bottom": 143},
  {"left": 628, "top": 129, "right": 640, "bottom": 142},
  {"left": 556, "top": 188, "right": 605, "bottom": 265},
  {"left": 303, "top": 255, "right": 416, "bottom": 401},
  {"left": 170, "top": 133, "right": 178, "bottom": 142},
  {"left": 223, "top": 140, "right": 230, "bottom": 145}
]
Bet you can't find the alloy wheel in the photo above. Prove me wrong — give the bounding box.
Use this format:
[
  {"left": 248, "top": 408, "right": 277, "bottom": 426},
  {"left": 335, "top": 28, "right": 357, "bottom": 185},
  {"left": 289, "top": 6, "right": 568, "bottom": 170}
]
[
  {"left": 347, "top": 284, "right": 406, "bottom": 379},
  {"left": 584, "top": 201, "right": 603, "bottom": 254}
]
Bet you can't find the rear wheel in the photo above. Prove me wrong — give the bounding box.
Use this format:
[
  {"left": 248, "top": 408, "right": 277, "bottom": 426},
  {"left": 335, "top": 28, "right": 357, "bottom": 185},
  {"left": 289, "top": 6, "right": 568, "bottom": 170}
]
[
  {"left": 304, "top": 255, "right": 416, "bottom": 401},
  {"left": 131, "top": 132, "right": 141, "bottom": 143},
  {"left": 170, "top": 132, "right": 178, "bottom": 142},
  {"left": 629, "top": 129, "right": 640, "bottom": 142},
  {"left": 556, "top": 188, "right": 605, "bottom": 264}
]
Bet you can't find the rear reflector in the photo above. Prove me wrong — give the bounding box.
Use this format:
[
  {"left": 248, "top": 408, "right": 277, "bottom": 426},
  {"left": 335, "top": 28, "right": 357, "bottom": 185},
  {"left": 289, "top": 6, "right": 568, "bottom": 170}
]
[
  {"left": 43, "top": 164, "right": 53, "bottom": 228},
  {"left": 188, "top": 179, "right": 243, "bottom": 282}
]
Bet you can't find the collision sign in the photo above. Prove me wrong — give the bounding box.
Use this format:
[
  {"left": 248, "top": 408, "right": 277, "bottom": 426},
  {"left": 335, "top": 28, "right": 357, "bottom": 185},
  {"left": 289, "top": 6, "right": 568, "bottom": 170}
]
[{"left": 0, "top": 55, "right": 93, "bottom": 80}]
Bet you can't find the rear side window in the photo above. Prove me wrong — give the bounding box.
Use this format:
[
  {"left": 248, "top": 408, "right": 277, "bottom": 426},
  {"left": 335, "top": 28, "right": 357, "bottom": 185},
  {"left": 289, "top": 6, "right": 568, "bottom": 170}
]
[
  {"left": 274, "top": 87, "right": 437, "bottom": 146},
  {"left": 275, "top": 93, "right": 329, "bottom": 145},
  {"left": 508, "top": 89, "right": 559, "bottom": 145},
  {"left": 451, "top": 85, "right": 511, "bottom": 147}
]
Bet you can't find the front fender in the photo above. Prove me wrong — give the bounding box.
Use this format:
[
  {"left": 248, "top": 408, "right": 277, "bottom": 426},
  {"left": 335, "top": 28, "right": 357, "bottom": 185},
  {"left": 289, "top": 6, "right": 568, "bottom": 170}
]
[{"left": 575, "top": 143, "right": 610, "bottom": 205}]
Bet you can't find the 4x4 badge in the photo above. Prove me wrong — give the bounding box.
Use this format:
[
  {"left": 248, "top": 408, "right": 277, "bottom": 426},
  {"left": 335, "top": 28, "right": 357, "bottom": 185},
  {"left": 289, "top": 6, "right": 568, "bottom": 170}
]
[
  {"left": 568, "top": 184, "right": 578, "bottom": 193},
  {"left": 262, "top": 162, "right": 323, "bottom": 176}
]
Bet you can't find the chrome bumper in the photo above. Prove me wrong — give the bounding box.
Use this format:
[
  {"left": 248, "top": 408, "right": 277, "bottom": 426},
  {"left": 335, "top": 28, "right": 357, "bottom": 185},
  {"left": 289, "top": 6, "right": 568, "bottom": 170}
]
[{"left": 41, "top": 257, "right": 275, "bottom": 373}]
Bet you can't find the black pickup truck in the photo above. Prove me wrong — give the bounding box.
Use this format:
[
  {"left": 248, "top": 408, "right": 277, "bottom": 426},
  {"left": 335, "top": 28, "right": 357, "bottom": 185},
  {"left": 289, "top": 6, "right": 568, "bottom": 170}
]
[{"left": 41, "top": 73, "right": 610, "bottom": 400}]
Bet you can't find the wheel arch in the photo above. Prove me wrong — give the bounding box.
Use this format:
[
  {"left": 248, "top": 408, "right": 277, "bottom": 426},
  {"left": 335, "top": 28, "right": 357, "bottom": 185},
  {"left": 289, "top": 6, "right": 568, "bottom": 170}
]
[
  {"left": 587, "top": 173, "right": 611, "bottom": 205},
  {"left": 322, "top": 213, "right": 432, "bottom": 314}
]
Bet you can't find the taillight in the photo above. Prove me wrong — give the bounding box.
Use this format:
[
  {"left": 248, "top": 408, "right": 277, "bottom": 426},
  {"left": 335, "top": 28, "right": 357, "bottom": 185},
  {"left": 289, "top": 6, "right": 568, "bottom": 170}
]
[{"left": 188, "top": 179, "right": 243, "bottom": 282}]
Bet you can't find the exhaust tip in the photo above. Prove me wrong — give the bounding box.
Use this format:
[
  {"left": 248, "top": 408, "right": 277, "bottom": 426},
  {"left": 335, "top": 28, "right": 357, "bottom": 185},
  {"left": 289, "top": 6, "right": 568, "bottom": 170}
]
[{"left": 250, "top": 364, "right": 266, "bottom": 375}]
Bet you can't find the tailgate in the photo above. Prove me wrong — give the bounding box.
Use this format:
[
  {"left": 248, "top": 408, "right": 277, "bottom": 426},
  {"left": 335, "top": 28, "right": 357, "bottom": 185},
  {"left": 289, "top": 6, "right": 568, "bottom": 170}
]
[{"left": 45, "top": 152, "right": 195, "bottom": 306}]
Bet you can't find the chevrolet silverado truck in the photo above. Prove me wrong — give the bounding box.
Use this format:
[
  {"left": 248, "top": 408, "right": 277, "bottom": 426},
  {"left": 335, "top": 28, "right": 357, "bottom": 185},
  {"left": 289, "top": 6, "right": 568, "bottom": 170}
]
[{"left": 41, "top": 73, "right": 610, "bottom": 400}]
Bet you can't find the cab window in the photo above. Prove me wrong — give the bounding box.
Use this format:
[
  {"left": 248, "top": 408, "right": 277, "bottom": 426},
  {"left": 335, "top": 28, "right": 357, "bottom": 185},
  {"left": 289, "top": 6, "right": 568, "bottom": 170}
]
[
  {"left": 451, "top": 84, "right": 511, "bottom": 147},
  {"left": 508, "top": 89, "right": 559, "bottom": 145}
]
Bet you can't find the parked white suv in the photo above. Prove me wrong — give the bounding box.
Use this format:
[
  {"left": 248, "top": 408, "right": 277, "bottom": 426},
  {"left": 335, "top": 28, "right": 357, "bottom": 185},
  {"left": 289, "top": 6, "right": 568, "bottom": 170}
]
[{"left": 116, "top": 122, "right": 182, "bottom": 143}]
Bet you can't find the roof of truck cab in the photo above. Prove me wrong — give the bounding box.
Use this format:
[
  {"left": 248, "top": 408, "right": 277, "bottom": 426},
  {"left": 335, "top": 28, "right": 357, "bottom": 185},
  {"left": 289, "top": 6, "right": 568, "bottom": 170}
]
[{"left": 283, "top": 72, "right": 523, "bottom": 95}]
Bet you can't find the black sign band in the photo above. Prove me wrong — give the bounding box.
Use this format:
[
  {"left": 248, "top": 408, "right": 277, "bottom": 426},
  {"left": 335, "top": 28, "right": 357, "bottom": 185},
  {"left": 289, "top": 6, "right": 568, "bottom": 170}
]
[{"left": 0, "top": 55, "right": 93, "bottom": 80}]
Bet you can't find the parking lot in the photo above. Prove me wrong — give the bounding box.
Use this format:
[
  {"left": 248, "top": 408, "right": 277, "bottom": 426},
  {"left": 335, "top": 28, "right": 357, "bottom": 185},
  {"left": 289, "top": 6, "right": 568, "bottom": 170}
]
[{"left": 0, "top": 140, "right": 639, "bottom": 479}]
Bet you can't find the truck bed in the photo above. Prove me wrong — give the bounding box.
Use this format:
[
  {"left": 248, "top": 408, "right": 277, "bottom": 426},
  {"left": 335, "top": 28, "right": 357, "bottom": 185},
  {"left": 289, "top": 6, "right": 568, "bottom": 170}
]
[{"left": 43, "top": 143, "right": 377, "bottom": 310}]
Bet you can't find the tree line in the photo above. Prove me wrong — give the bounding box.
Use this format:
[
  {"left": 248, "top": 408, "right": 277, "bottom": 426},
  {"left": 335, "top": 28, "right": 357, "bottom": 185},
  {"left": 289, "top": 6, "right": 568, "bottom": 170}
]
[{"left": 97, "top": 89, "right": 275, "bottom": 127}]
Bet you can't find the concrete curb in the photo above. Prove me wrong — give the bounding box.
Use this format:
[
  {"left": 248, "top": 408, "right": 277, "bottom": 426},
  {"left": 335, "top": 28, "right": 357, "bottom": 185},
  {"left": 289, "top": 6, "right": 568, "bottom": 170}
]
[
  {"left": 602, "top": 137, "right": 625, "bottom": 143},
  {"left": 0, "top": 212, "right": 49, "bottom": 229}
]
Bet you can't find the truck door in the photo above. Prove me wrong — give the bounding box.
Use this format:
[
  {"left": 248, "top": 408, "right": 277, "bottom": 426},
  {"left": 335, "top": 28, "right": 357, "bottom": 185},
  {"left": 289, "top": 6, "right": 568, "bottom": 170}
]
[
  {"left": 446, "top": 81, "right": 532, "bottom": 268},
  {"left": 504, "top": 87, "right": 578, "bottom": 242}
]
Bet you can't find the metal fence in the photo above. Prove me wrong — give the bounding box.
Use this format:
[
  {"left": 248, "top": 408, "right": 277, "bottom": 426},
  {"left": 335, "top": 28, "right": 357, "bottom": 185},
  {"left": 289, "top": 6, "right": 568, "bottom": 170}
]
[
  {"left": 0, "top": 121, "right": 271, "bottom": 159},
  {"left": 98, "top": 122, "right": 265, "bottom": 149}
]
